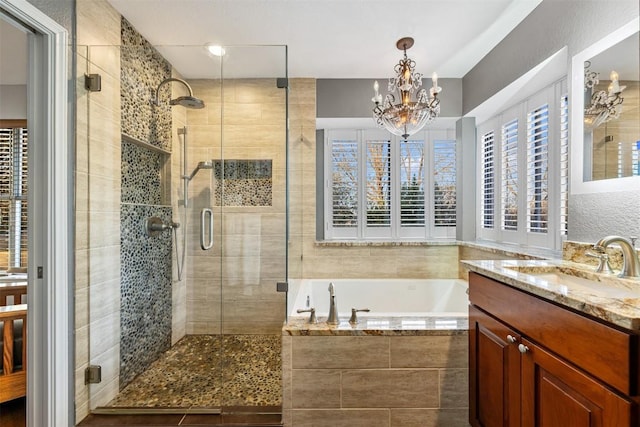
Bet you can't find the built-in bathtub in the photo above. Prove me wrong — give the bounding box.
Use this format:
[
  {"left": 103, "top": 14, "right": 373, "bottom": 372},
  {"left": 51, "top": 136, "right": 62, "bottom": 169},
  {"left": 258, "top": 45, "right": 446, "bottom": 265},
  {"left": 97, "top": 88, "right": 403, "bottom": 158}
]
[
  {"left": 282, "top": 278, "right": 470, "bottom": 426},
  {"left": 288, "top": 278, "right": 469, "bottom": 320}
]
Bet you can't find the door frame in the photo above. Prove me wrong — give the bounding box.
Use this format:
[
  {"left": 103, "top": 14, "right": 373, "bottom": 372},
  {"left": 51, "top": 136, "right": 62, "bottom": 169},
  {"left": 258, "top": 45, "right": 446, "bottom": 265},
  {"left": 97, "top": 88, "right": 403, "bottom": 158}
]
[{"left": 0, "top": 1, "right": 71, "bottom": 426}]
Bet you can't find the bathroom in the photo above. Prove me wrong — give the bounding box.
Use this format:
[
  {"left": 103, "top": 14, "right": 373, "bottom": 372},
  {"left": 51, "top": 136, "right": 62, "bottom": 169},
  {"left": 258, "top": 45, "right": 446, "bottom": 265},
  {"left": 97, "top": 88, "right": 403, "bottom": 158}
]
[{"left": 0, "top": 0, "right": 639, "bottom": 426}]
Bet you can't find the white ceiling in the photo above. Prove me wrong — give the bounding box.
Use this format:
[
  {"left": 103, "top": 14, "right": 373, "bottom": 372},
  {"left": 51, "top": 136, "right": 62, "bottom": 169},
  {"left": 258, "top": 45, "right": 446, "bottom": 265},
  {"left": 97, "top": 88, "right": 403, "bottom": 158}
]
[{"left": 107, "top": 0, "right": 543, "bottom": 79}]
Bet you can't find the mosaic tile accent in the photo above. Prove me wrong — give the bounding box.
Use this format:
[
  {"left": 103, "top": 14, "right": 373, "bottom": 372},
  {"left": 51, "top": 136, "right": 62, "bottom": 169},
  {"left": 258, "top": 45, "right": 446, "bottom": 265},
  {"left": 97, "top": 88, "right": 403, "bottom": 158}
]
[
  {"left": 120, "top": 17, "right": 172, "bottom": 150},
  {"left": 107, "top": 334, "right": 282, "bottom": 408},
  {"left": 213, "top": 160, "right": 273, "bottom": 206},
  {"left": 119, "top": 203, "right": 173, "bottom": 388},
  {"left": 121, "top": 140, "right": 166, "bottom": 205}
]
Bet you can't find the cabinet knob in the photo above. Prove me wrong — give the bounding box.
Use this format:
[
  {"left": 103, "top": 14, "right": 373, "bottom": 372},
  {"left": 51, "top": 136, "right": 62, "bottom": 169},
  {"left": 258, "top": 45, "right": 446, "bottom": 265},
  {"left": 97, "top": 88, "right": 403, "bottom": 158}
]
[
  {"left": 518, "top": 344, "right": 530, "bottom": 354},
  {"left": 506, "top": 334, "right": 517, "bottom": 344}
]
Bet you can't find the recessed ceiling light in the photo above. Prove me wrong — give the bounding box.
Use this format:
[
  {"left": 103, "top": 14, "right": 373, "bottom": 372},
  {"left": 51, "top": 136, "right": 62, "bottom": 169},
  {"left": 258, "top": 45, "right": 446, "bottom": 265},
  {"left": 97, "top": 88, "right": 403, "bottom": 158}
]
[{"left": 206, "top": 44, "right": 226, "bottom": 57}]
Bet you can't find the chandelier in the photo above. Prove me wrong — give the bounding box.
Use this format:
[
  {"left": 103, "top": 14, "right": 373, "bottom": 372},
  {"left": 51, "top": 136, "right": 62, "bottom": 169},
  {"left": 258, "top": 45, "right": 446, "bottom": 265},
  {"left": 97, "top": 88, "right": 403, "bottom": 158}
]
[
  {"left": 584, "top": 60, "right": 625, "bottom": 129},
  {"left": 372, "top": 37, "right": 441, "bottom": 139}
]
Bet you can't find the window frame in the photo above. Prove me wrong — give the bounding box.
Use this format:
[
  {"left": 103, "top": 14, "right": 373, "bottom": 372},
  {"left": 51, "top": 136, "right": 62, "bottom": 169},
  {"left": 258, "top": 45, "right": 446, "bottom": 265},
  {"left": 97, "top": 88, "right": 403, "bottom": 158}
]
[{"left": 324, "top": 128, "right": 456, "bottom": 241}]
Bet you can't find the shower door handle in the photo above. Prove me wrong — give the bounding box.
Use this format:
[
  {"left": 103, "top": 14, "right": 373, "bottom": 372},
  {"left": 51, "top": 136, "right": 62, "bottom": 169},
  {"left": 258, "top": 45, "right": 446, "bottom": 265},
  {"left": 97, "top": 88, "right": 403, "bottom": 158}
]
[{"left": 200, "top": 208, "right": 214, "bottom": 250}]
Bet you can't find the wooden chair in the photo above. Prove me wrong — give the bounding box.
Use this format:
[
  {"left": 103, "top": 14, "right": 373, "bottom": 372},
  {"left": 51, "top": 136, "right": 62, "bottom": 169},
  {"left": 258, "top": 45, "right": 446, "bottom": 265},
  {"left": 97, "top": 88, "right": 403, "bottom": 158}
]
[{"left": 0, "top": 282, "right": 27, "bottom": 403}]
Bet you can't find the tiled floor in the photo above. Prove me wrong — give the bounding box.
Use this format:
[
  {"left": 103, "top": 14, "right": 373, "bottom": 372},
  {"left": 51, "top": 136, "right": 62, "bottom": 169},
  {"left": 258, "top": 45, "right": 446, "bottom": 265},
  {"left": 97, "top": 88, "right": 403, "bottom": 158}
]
[
  {"left": 78, "top": 406, "right": 282, "bottom": 426},
  {"left": 106, "top": 335, "right": 282, "bottom": 408}
]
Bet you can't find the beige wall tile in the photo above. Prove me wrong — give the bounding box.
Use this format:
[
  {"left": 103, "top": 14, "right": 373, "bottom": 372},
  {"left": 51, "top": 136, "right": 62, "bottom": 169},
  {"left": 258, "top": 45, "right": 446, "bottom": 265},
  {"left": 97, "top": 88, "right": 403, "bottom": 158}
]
[
  {"left": 291, "top": 409, "right": 390, "bottom": 427},
  {"left": 390, "top": 335, "right": 468, "bottom": 368},
  {"left": 76, "top": 0, "right": 121, "bottom": 46},
  {"left": 291, "top": 370, "right": 341, "bottom": 408},
  {"left": 89, "top": 278, "right": 120, "bottom": 323},
  {"left": 440, "top": 368, "right": 469, "bottom": 408},
  {"left": 342, "top": 369, "right": 439, "bottom": 408},
  {"left": 89, "top": 245, "right": 120, "bottom": 285},
  {"left": 292, "top": 336, "right": 389, "bottom": 369},
  {"left": 390, "top": 408, "right": 469, "bottom": 427},
  {"left": 89, "top": 312, "right": 119, "bottom": 359},
  {"left": 75, "top": 286, "right": 89, "bottom": 331}
]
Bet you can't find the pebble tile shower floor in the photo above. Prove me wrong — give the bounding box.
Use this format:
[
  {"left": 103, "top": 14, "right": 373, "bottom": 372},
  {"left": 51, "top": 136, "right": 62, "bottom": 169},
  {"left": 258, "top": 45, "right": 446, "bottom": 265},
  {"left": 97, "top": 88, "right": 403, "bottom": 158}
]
[{"left": 105, "top": 335, "right": 282, "bottom": 408}]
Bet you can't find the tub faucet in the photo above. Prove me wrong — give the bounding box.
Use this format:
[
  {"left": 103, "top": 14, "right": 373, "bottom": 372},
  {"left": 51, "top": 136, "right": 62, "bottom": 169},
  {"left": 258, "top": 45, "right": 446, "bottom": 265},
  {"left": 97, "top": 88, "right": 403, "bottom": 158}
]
[
  {"left": 592, "top": 235, "right": 640, "bottom": 278},
  {"left": 327, "top": 282, "right": 339, "bottom": 325}
]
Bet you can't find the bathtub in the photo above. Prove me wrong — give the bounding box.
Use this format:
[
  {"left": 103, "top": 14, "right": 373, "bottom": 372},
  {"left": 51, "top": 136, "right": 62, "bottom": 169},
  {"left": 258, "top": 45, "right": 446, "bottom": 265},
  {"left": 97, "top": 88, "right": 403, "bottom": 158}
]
[
  {"left": 288, "top": 278, "right": 469, "bottom": 319},
  {"left": 283, "top": 278, "right": 470, "bottom": 425}
]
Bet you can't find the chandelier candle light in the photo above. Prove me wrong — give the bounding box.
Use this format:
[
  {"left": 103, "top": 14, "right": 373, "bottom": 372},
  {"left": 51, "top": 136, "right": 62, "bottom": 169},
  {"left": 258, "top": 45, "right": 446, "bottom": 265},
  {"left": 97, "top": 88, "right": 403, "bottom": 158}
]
[
  {"left": 372, "top": 37, "right": 441, "bottom": 139},
  {"left": 583, "top": 60, "right": 625, "bottom": 129}
]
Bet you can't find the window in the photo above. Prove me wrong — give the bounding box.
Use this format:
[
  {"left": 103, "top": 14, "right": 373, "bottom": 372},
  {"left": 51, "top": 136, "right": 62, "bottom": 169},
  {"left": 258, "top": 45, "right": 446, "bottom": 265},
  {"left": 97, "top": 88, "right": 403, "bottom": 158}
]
[
  {"left": 501, "top": 118, "right": 518, "bottom": 231},
  {"left": 477, "top": 80, "right": 567, "bottom": 249},
  {"left": 0, "top": 123, "right": 28, "bottom": 270},
  {"left": 481, "top": 131, "right": 495, "bottom": 229},
  {"left": 526, "top": 104, "right": 549, "bottom": 234},
  {"left": 559, "top": 95, "right": 569, "bottom": 236},
  {"left": 325, "top": 129, "right": 456, "bottom": 240}
]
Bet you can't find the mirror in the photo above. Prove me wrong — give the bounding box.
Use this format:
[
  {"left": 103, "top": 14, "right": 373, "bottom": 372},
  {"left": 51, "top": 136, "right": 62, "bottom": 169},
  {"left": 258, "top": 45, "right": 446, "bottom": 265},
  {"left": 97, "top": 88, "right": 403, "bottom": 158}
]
[{"left": 571, "top": 17, "right": 640, "bottom": 194}]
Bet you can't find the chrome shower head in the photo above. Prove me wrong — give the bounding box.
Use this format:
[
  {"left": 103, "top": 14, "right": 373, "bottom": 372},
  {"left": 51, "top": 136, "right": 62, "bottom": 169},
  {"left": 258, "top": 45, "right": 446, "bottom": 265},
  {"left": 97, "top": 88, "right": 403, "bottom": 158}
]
[
  {"left": 152, "top": 77, "right": 205, "bottom": 109},
  {"left": 187, "top": 160, "right": 214, "bottom": 180},
  {"left": 170, "top": 95, "right": 205, "bottom": 109}
]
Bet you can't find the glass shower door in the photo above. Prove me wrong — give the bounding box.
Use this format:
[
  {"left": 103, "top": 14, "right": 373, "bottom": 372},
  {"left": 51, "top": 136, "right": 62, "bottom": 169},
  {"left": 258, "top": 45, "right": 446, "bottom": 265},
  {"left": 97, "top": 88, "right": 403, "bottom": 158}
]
[{"left": 218, "top": 45, "right": 288, "bottom": 411}]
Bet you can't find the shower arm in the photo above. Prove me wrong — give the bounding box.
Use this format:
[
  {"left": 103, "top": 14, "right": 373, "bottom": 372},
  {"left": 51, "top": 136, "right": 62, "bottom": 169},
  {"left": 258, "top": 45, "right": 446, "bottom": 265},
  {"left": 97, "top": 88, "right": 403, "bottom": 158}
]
[{"left": 153, "top": 77, "right": 195, "bottom": 106}]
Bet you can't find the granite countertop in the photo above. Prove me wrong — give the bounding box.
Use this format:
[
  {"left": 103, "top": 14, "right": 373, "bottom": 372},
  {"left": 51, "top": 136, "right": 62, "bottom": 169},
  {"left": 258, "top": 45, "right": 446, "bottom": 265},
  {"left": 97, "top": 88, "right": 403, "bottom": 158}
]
[
  {"left": 462, "top": 259, "right": 640, "bottom": 331},
  {"left": 283, "top": 316, "right": 469, "bottom": 336}
]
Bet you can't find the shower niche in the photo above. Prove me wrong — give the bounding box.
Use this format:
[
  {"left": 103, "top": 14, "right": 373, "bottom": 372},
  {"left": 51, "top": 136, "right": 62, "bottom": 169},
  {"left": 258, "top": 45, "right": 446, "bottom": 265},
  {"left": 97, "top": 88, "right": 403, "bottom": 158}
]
[{"left": 213, "top": 159, "right": 273, "bottom": 206}]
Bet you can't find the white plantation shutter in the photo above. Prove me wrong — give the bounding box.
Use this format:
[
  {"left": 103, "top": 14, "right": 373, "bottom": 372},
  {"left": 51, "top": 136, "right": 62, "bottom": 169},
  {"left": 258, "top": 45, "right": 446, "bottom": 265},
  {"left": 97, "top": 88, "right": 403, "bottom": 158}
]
[
  {"left": 330, "top": 139, "right": 358, "bottom": 233},
  {"left": 325, "top": 129, "right": 455, "bottom": 240},
  {"left": 501, "top": 119, "right": 518, "bottom": 231},
  {"left": 481, "top": 131, "right": 496, "bottom": 229},
  {"left": 634, "top": 141, "right": 640, "bottom": 176},
  {"left": 0, "top": 126, "right": 28, "bottom": 269},
  {"left": 399, "top": 140, "right": 425, "bottom": 227},
  {"left": 433, "top": 140, "right": 456, "bottom": 227},
  {"left": 365, "top": 139, "right": 391, "bottom": 229},
  {"left": 560, "top": 95, "right": 569, "bottom": 236},
  {"left": 526, "top": 104, "right": 549, "bottom": 234}
]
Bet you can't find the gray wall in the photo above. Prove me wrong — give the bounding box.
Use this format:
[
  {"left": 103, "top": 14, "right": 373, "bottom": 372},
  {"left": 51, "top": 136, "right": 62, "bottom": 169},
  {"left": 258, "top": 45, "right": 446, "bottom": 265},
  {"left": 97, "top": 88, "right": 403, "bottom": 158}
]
[
  {"left": 0, "top": 85, "right": 26, "bottom": 118},
  {"left": 463, "top": 0, "right": 639, "bottom": 114},
  {"left": 462, "top": 0, "right": 639, "bottom": 244},
  {"left": 26, "top": 0, "right": 74, "bottom": 34},
  {"left": 317, "top": 78, "right": 462, "bottom": 118}
]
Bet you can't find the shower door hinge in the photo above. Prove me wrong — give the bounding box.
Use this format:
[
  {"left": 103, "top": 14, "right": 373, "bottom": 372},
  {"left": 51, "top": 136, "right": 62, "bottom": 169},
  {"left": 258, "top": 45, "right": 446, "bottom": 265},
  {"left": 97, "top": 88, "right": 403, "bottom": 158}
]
[
  {"left": 276, "top": 78, "right": 288, "bottom": 89},
  {"left": 84, "top": 73, "right": 102, "bottom": 92},
  {"left": 276, "top": 282, "right": 288, "bottom": 292},
  {"left": 85, "top": 365, "right": 102, "bottom": 384}
]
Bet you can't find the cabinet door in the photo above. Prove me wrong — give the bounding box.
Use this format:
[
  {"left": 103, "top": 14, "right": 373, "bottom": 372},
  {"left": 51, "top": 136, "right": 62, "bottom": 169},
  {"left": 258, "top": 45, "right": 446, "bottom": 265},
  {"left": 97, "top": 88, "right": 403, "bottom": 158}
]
[
  {"left": 469, "top": 306, "right": 521, "bottom": 427},
  {"left": 520, "top": 338, "right": 633, "bottom": 427}
]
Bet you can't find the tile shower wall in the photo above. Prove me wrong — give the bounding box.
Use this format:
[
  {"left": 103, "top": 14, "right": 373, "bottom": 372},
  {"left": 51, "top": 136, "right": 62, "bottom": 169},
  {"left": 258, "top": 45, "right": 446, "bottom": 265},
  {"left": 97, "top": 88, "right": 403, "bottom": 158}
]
[
  {"left": 119, "top": 17, "right": 174, "bottom": 388},
  {"left": 76, "top": 0, "right": 123, "bottom": 419}
]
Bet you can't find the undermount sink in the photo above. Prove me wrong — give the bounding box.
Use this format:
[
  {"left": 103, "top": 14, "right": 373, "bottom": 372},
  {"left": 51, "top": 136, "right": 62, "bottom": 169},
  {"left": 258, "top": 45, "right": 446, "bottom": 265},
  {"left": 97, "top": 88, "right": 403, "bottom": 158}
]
[{"left": 504, "top": 265, "right": 640, "bottom": 299}]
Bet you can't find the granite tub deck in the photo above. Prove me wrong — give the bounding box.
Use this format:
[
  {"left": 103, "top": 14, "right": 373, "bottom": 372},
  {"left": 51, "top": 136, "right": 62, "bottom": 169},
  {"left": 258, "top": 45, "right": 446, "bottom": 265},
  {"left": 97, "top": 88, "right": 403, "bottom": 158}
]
[
  {"left": 282, "top": 317, "right": 470, "bottom": 427},
  {"left": 462, "top": 259, "right": 640, "bottom": 330},
  {"left": 104, "top": 334, "right": 282, "bottom": 409}
]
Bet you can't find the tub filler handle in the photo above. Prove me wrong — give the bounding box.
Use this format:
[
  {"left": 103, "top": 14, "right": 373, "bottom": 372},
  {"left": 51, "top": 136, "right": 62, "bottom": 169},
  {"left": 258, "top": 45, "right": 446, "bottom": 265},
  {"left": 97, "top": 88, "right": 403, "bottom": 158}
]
[
  {"left": 297, "top": 308, "right": 317, "bottom": 324},
  {"left": 200, "top": 208, "right": 214, "bottom": 250},
  {"left": 349, "top": 308, "right": 370, "bottom": 325}
]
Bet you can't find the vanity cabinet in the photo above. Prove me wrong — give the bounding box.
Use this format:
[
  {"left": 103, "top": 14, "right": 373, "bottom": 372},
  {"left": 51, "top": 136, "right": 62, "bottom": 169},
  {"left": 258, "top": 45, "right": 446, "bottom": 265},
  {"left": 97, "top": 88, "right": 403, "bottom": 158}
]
[{"left": 469, "top": 272, "right": 638, "bottom": 427}]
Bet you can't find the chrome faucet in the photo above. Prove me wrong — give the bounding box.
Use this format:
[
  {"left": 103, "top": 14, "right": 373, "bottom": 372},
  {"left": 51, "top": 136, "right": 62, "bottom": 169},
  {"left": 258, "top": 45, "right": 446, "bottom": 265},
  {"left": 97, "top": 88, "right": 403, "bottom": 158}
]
[
  {"left": 593, "top": 236, "right": 640, "bottom": 278},
  {"left": 327, "top": 282, "right": 339, "bottom": 325}
]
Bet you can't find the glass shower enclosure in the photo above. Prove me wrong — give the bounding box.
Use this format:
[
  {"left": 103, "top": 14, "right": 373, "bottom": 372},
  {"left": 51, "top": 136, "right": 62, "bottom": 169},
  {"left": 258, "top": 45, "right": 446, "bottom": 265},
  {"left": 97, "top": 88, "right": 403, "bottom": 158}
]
[{"left": 80, "top": 39, "right": 289, "bottom": 416}]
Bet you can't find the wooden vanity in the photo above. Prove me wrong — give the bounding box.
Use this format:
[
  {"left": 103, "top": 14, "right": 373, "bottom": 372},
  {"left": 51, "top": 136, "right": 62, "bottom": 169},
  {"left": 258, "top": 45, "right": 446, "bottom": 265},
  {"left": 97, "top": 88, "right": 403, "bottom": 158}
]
[{"left": 467, "top": 270, "right": 639, "bottom": 427}]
